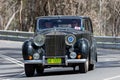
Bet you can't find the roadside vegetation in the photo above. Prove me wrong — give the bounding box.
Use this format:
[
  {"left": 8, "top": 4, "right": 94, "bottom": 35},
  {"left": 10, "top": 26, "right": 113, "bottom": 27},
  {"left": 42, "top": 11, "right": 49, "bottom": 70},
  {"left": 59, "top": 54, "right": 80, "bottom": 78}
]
[{"left": 0, "top": 0, "right": 120, "bottom": 36}]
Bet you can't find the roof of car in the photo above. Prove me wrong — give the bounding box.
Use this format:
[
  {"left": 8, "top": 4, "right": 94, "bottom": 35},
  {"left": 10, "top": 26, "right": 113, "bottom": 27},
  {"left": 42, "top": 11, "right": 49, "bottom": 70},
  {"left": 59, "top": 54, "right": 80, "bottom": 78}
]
[{"left": 36, "top": 15, "right": 90, "bottom": 19}]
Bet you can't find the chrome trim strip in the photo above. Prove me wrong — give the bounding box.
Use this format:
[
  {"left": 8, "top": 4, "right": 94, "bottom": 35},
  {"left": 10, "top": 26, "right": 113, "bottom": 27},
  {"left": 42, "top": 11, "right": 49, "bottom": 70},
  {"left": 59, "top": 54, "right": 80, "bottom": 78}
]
[{"left": 24, "top": 60, "right": 43, "bottom": 64}]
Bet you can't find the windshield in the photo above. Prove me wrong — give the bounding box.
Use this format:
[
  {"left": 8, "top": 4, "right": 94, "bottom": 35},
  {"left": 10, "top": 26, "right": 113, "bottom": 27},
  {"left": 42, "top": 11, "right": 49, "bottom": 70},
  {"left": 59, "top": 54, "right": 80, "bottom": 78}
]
[{"left": 38, "top": 19, "right": 81, "bottom": 30}]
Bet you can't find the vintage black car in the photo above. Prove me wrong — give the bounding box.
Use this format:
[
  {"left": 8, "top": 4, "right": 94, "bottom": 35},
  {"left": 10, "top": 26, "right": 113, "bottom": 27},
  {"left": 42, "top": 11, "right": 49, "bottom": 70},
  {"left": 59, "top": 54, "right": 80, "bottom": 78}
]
[{"left": 22, "top": 15, "right": 97, "bottom": 77}]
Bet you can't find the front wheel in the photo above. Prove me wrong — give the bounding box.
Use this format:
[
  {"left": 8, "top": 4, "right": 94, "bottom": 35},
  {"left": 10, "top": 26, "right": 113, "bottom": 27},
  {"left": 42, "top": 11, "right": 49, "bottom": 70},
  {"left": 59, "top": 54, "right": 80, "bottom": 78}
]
[
  {"left": 35, "top": 64, "right": 44, "bottom": 76},
  {"left": 24, "top": 64, "right": 35, "bottom": 77},
  {"left": 78, "top": 59, "right": 89, "bottom": 73}
]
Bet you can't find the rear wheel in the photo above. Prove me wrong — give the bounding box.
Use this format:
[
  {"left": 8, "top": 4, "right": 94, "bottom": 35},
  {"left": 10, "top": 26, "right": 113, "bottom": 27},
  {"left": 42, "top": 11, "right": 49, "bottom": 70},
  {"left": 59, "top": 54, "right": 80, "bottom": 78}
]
[
  {"left": 35, "top": 64, "right": 44, "bottom": 76},
  {"left": 24, "top": 64, "right": 35, "bottom": 77},
  {"left": 78, "top": 59, "right": 89, "bottom": 73}
]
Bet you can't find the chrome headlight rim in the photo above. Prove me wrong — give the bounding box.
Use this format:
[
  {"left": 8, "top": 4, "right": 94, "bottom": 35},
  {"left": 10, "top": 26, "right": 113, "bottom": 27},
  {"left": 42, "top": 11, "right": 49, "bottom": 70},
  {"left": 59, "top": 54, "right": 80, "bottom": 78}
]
[
  {"left": 65, "top": 34, "right": 76, "bottom": 46},
  {"left": 33, "top": 34, "right": 45, "bottom": 47}
]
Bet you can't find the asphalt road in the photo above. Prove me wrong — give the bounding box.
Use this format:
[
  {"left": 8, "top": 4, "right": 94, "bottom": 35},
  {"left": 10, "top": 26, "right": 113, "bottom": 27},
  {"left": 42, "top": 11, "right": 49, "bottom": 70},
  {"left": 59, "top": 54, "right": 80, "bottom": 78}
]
[{"left": 0, "top": 40, "right": 120, "bottom": 80}]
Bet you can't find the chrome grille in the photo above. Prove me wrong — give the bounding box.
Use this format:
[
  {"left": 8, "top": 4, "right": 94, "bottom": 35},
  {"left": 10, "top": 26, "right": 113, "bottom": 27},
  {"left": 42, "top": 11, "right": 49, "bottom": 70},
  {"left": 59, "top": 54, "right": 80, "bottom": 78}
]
[{"left": 45, "top": 35, "right": 65, "bottom": 56}]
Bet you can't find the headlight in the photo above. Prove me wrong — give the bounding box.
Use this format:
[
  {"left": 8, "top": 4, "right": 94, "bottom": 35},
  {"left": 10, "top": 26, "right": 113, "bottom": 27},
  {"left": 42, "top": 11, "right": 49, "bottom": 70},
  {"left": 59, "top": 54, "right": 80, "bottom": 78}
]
[
  {"left": 65, "top": 34, "right": 76, "bottom": 46},
  {"left": 33, "top": 35, "right": 45, "bottom": 46},
  {"left": 33, "top": 53, "right": 40, "bottom": 60},
  {"left": 70, "top": 52, "right": 77, "bottom": 59}
]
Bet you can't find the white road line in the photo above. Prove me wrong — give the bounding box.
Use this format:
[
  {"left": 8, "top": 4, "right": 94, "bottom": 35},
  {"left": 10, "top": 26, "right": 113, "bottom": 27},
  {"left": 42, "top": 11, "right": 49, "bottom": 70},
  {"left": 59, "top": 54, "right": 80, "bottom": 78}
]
[
  {"left": 0, "top": 54, "right": 24, "bottom": 80},
  {"left": 0, "top": 54, "right": 24, "bottom": 67},
  {"left": 0, "top": 73, "right": 22, "bottom": 77},
  {"left": 104, "top": 75, "right": 120, "bottom": 80},
  {"left": 0, "top": 72, "right": 25, "bottom": 80},
  {"left": 0, "top": 78, "right": 9, "bottom": 80}
]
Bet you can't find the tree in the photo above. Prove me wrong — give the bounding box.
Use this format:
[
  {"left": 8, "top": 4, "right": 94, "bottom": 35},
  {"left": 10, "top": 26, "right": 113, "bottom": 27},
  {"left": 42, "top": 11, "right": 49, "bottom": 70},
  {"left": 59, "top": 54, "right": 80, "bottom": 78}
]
[{"left": 0, "top": 0, "right": 120, "bottom": 36}]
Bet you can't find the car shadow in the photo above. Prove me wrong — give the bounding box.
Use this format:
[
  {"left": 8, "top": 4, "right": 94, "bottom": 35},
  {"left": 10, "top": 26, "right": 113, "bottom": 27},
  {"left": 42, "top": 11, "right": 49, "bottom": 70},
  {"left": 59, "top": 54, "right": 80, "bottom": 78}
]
[
  {"left": 1, "top": 69, "right": 81, "bottom": 79},
  {"left": 38, "top": 69, "right": 80, "bottom": 77}
]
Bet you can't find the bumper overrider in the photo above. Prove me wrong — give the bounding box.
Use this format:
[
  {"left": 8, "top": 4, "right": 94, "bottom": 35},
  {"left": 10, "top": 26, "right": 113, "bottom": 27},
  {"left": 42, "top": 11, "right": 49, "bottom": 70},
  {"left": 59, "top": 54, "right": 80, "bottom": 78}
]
[{"left": 24, "top": 56, "right": 87, "bottom": 66}]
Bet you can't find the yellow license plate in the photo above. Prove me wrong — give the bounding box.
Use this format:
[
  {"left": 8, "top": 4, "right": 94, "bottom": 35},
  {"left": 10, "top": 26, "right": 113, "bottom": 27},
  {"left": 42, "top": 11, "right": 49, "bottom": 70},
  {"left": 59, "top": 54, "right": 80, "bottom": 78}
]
[{"left": 47, "top": 58, "right": 62, "bottom": 64}]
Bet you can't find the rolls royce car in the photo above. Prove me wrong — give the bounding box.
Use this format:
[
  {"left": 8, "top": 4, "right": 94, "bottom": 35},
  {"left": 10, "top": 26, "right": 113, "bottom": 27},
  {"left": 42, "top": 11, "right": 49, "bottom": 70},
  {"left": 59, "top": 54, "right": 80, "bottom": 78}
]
[{"left": 22, "top": 15, "right": 97, "bottom": 77}]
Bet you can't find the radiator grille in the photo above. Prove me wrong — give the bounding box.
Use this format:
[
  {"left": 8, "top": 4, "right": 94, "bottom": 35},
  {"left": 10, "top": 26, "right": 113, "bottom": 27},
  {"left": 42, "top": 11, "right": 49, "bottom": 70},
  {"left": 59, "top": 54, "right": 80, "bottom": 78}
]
[{"left": 45, "top": 35, "right": 65, "bottom": 57}]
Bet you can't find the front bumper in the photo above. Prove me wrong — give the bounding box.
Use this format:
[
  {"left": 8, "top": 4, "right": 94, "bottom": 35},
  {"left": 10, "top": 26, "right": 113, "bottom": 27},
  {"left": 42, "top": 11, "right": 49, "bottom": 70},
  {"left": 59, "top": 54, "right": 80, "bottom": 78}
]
[{"left": 24, "top": 56, "right": 87, "bottom": 66}]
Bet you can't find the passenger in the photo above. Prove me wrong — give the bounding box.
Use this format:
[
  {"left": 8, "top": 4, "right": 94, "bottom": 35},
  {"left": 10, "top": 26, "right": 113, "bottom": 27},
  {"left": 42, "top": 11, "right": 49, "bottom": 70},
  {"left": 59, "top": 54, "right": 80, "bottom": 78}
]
[{"left": 71, "top": 21, "right": 81, "bottom": 30}]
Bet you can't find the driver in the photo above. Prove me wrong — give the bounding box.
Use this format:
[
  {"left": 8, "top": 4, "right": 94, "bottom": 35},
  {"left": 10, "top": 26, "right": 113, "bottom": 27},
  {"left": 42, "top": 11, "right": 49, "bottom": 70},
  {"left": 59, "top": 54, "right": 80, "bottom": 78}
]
[{"left": 44, "top": 21, "right": 52, "bottom": 28}]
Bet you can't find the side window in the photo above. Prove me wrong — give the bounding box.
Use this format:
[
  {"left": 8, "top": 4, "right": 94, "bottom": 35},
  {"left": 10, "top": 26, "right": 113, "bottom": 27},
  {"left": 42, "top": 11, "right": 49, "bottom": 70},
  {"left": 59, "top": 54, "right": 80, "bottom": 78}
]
[
  {"left": 87, "top": 19, "right": 93, "bottom": 33},
  {"left": 83, "top": 19, "right": 93, "bottom": 32},
  {"left": 83, "top": 19, "right": 89, "bottom": 31}
]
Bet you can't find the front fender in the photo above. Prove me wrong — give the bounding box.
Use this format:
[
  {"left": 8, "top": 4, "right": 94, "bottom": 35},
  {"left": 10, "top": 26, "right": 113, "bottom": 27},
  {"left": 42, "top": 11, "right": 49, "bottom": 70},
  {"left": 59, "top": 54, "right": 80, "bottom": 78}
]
[
  {"left": 22, "top": 40, "right": 33, "bottom": 60},
  {"left": 74, "top": 38, "right": 90, "bottom": 58}
]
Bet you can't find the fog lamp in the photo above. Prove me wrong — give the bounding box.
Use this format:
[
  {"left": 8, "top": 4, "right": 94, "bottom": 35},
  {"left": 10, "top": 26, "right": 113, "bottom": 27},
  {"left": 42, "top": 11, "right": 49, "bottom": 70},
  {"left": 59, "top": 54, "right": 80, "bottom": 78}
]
[
  {"left": 70, "top": 52, "right": 77, "bottom": 59},
  {"left": 33, "top": 53, "right": 40, "bottom": 60}
]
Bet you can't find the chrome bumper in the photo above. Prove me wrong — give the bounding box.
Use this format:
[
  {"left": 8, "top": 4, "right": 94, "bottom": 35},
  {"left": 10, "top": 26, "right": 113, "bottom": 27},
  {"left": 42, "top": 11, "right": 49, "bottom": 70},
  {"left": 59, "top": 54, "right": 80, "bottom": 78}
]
[
  {"left": 65, "top": 55, "right": 87, "bottom": 65},
  {"left": 24, "top": 56, "right": 87, "bottom": 65},
  {"left": 66, "top": 59, "right": 87, "bottom": 63},
  {"left": 24, "top": 60, "right": 43, "bottom": 64}
]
